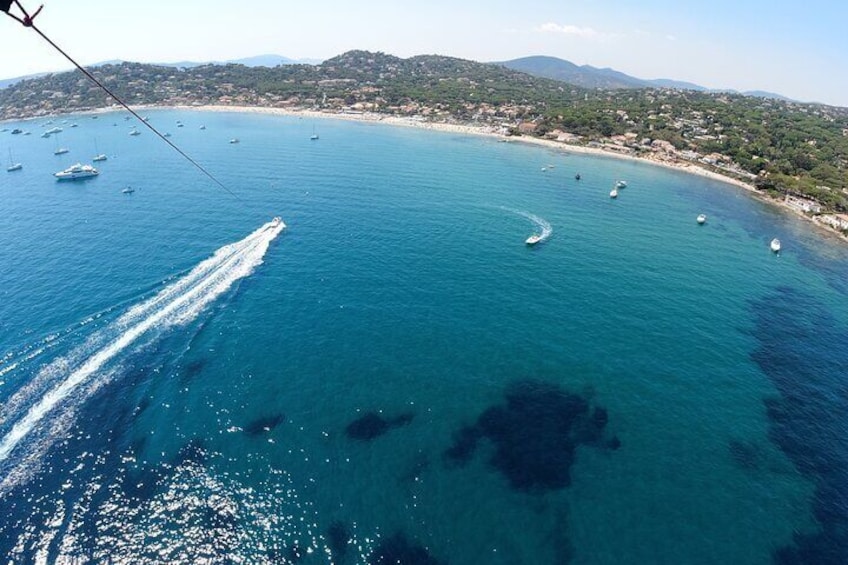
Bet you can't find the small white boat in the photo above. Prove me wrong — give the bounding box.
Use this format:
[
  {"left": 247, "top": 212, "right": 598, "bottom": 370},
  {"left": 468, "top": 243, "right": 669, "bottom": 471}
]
[
  {"left": 310, "top": 124, "right": 319, "bottom": 140},
  {"left": 54, "top": 163, "right": 99, "bottom": 180},
  {"left": 697, "top": 214, "right": 707, "bottom": 225},
  {"left": 229, "top": 138, "right": 240, "bottom": 144},
  {"left": 164, "top": 132, "right": 172, "bottom": 138},
  {"left": 609, "top": 188, "right": 618, "bottom": 198},
  {"left": 616, "top": 180, "right": 627, "bottom": 189},
  {"left": 7, "top": 149, "right": 22, "bottom": 172},
  {"left": 525, "top": 234, "right": 543, "bottom": 245},
  {"left": 122, "top": 186, "right": 135, "bottom": 194},
  {"left": 46, "top": 127, "right": 63, "bottom": 135},
  {"left": 541, "top": 167, "right": 547, "bottom": 172},
  {"left": 92, "top": 139, "right": 107, "bottom": 162},
  {"left": 41, "top": 132, "right": 51, "bottom": 138},
  {"left": 129, "top": 129, "right": 141, "bottom": 136},
  {"left": 770, "top": 238, "right": 781, "bottom": 253},
  {"left": 54, "top": 147, "right": 69, "bottom": 155},
  {"left": 270, "top": 216, "right": 284, "bottom": 228}
]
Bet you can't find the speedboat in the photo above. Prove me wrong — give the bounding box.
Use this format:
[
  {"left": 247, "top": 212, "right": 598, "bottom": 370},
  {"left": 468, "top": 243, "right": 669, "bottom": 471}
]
[
  {"left": 271, "top": 216, "right": 283, "bottom": 227},
  {"left": 54, "top": 163, "right": 99, "bottom": 180},
  {"left": 697, "top": 214, "right": 707, "bottom": 225},
  {"left": 122, "top": 186, "right": 135, "bottom": 194},
  {"left": 609, "top": 188, "right": 618, "bottom": 198},
  {"left": 525, "top": 234, "right": 543, "bottom": 245},
  {"left": 616, "top": 180, "right": 627, "bottom": 189},
  {"left": 770, "top": 238, "right": 781, "bottom": 253}
]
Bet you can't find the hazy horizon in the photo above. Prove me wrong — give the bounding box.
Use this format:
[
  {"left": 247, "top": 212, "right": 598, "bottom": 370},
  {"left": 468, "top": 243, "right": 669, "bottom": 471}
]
[{"left": 0, "top": 0, "right": 846, "bottom": 107}]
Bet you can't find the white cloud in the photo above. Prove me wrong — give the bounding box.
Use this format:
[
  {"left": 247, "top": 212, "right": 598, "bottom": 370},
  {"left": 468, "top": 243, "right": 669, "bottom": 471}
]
[{"left": 537, "top": 22, "right": 604, "bottom": 39}]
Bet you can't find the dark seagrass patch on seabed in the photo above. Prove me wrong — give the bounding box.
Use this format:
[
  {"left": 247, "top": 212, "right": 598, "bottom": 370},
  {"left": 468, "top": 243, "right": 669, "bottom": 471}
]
[
  {"left": 243, "top": 413, "right": 286, "bottom": 437},
  {"left": 369, "top": 532, "right": 443, "bottom": 565},
  {"left": 345, "top": 411, "right": 414, "bottom": 441},
  {"left": 444, "top": 380, "right": 619, "bottom": 492},
  {"left": 749, "top": 287, "right": 848, "bottom": 563}
]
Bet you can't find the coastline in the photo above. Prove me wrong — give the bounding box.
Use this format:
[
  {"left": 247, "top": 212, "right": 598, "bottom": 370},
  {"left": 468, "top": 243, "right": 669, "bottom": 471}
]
[
  {"left": 13, "top": 103, "right": 848, "bottom": 245},
  {"left": 184, "top": 104, "right": 848, "bottom": 246}
]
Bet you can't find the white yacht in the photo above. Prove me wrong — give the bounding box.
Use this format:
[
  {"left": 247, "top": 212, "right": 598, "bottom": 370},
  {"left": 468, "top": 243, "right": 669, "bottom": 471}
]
[
  {"left": 54, "top": 163, "right": 99, "bottom": 180},
  {"left": 609, "top": 188, "right": 618, "bottom": 198},
  {"left": 770, "top": 238, "right": 781, "bottom": 253},
  {"left": 525, "top": 234, "right": 543, "bottom": 245},
  {"left": 697, "top": 214, "right": 707, "bottom": 224}
]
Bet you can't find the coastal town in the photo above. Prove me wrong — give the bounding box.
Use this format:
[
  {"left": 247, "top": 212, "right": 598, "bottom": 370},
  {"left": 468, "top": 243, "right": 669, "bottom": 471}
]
[{"left": 2, "top": 51, "right": 847, "bottom": 240}]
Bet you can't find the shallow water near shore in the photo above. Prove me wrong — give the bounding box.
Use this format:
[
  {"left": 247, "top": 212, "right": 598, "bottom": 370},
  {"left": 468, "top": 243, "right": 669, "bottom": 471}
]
[{"left": 1, "top": 110, "right": 847, "bottom": 563}]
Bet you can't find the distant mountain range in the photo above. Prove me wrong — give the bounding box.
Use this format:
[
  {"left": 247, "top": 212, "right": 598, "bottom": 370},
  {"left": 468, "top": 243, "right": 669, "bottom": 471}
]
[
  {"left": 0, "top": 54, "right": 321, "bottom": 89},
  {"left": 497, "top": 55, "right": 792, "bottom": 101},
  {"left": 1, "top": 52, "right": 792, "bottom": 102}
]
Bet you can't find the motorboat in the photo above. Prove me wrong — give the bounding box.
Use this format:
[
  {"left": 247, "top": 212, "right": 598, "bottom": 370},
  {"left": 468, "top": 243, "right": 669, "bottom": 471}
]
[
  {"left": 575, "top": 173, "right": 581, "bottom": 181},
  {"left": 616, "top": 180, "right": 627, "bottom": 189},
  {"left": 610, "top": 188, "right": 618, "bottom": 198},
  {"left": 54, "top": 163, "right": 99, "bottom": 180},
  {"left": 200, "top": 125, "right": 206, "bottom": 130},
  {"left": 229, "top": 138, "right": 240, "bottom": 144},
  {"left": 122, "top": 186, "right": 135, "bottom": 194},
  {"left": 11, "top": 128, "right": 22, "bottom": 135},
  {"left": 770, "top": 238, "right": 781, "bottom": 253},
  {"left": 525, "top": 234, "right": 543, "bottom": 245},
  {"left": 129, "top": 129, "right": 141, "bottom": 136},
  {"left": 53, "top": 147, "right": 69, "bottom": 155},
  {"left": 93, "top": 153, "right": 107, "bottom": 162},
  {"left": 697, "top": 214, "right": 707, "bottom": 225},
  {"left": 45, "top": 127, "right": 63, "bottom": 135}
]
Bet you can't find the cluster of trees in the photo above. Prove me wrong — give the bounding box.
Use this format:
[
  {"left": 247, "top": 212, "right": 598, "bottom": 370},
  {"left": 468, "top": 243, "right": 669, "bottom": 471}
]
[{"left": 2, "top": 51, "right": 846, "bottom": 209}]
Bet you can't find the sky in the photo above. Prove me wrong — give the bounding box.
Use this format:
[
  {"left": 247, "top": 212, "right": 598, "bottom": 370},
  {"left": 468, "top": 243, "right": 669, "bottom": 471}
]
[{"left": 1, "top": 0, "right": 846, "bottom": 107}]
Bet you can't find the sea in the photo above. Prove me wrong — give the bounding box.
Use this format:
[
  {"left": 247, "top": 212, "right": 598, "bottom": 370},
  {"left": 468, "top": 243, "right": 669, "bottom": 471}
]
[{"left": 0, "top": 110, "right": 847, "bottom": 564}]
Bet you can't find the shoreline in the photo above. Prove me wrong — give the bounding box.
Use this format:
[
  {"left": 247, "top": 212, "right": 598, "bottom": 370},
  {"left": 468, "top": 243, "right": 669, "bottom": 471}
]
[
  {"left": 186, "top": 104, "right": 848, "bottom": 246},
  {"left": 12, "top": 103, "right": 848, "bottom": 245}
]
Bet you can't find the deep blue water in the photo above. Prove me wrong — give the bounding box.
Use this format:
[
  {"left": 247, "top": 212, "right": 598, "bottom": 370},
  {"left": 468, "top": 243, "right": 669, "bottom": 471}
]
[{"left": 1, "top": 110, "right": 847, "bottom": 563}]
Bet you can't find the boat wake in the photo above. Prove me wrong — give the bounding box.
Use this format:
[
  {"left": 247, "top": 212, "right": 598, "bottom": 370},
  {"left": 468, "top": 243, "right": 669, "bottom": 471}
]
[
  {"left": 502, "top": 207, "right": 553, "bottom": 244},
  {"left": 0, "top": 218, "right": 285, "bottom": 492}
]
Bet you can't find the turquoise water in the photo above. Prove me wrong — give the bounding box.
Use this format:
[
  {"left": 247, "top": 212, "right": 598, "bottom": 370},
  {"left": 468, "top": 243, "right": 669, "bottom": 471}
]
[{"left": 1, "top": 111, "right": 847, "bottom": 563}]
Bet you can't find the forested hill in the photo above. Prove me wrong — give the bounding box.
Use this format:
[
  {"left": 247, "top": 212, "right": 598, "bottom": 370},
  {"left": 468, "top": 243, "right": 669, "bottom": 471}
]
[{"left": 2, "top": 50, "right": 847, "bottom": 210}]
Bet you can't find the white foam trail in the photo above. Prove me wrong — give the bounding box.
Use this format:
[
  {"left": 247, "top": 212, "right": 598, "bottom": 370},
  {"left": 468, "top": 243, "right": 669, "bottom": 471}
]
[
  {"left": 502, "top": 207, "right": 553, "bottom": 242},
  {"left": 0, "top": 219, "right": 284, "bottom": 466}
]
